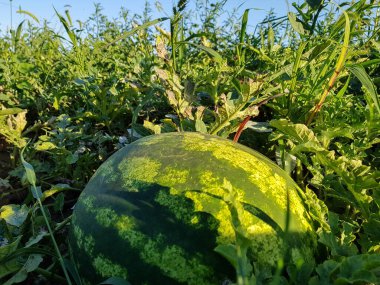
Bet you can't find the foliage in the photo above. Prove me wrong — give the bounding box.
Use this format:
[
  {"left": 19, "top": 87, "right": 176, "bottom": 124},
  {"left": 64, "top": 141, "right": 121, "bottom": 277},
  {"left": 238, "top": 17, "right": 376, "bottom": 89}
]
[{"left": 0, "top": 0, "right": 379, "bottom": 284}]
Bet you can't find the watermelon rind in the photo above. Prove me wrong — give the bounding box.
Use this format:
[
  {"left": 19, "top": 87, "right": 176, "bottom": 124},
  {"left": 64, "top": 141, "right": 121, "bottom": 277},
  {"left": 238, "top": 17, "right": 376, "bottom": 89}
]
[{"left": 70, "top": 132, "right": 316, "bottom": 285}]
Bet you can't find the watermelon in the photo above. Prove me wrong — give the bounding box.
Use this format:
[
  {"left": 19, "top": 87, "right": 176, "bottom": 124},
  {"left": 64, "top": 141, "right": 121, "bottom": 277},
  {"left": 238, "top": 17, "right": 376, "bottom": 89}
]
[{"left": 69, "top": 132, "right": 316, "bottom": 285}]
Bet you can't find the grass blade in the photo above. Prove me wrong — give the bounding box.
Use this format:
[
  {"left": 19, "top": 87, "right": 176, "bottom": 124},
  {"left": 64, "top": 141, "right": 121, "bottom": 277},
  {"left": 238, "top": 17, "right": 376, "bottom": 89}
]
[
  {"left": 20, "top": 148, "right": 73, "bottom": 285},
  {"left": 0, "top": 108, "right": 24, "bottom": 116},
  {"left": 348, "top": 65, "right": 380, "bottom": 113},
  {"left": 306, "top": 10, "right": 351, "bottom": 125},
  {"left": 54, "top": 7, "right": 77, "bottom": 47},
  {"left": 105, "top": 17, "right": 169, "bottom": 48},
  {"left": 16, "top": 9, "right": 40, "bottom": 23},
  {"left": 178, "top": 42, "right": 224, "bottom": 63}
]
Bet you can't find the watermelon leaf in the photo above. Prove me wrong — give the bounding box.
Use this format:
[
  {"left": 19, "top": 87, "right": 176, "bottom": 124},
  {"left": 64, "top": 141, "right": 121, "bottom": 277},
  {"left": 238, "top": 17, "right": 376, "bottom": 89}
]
[
  {"left": 288, "top": 12, "right": 305, "bottom": 35},
  {"left": 3, "top": 254, "right": 43, "bottom": 285},
  {"left": 0, "top": 204, "right": 29, "bottom": 227},
  {"left": 214, "top": 244, "right": 238, "bottom": 268},
  {"left": 0, "top": 236, "right": 22, "bottom": 279}
]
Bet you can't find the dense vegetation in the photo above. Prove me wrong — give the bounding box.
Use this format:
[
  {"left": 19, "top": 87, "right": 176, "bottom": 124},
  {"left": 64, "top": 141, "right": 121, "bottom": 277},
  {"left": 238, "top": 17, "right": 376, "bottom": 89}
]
[{"left": 0, "top": 0, "right": 379, "bottom": 284}]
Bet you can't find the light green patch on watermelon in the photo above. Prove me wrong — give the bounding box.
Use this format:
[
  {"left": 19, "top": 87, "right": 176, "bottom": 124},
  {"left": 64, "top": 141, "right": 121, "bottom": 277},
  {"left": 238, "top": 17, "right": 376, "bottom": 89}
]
[
  {"left": 190, "top": 215, "right": 200, "bottom": 225},
  {"left": 212, "top": 144, "right": 271, "bottom": 175},
  {"left": 180, "top": 134, "right": 304, "bottom": 226},
  {"left": 183, "top": 180, "right": 237, "bottom": 244},
  {"left": 204, "top": 142, "right": 311, "bottom": 233},
  {"left": 141, "top": 237, "right": 212, "bottom": 284},
  {"left": 119, "top": 157, "right": 161, "bottom": 191},
  {"left": 81, "top": 195, "right": 95, "bottom": 208},
  {"left": 95, "top": 207, "right": 119, "bottom": 227},
  {"left": 181, "top": 175, "right": 235, "bottom": 242},
  {"left": 93, "top": 254, "right": 129, "bottom": 280},
  {"left": 115, "top": 224, "right": 216, "bottom": 284},
  {"left": 98, "top": 201, "right": 223, "bottom": 284},
  {"left": 180, "top": 133, "right": 270, "bottom": 176},
  {"left": 115, "top": 215, "right": 136, "bottom": 232},
  {"left": 199, "top": 170, "right": 220, "bottom": 186},
  {"left": 157, "top": 167, "right": 190, "bottom": 186},
  {"left": 115, "top": 225, "right": 144, "bottom": 248},
  {"left": 81, "top": 202, "right": 141, "bottom": 245},
  {"left": 71, "top": 132, "right": 317, "bottom": 283},
  {"left": 183, "top": 177, "right": 295, "bottom": 267},
  {"left": 72, "top": 224, "right": 95, "bottom": 255},
  {"left": 154, "top": 189, "right": 197, "bottom": 224},
  {"left": 247, "top": 222, "right": 283, "bottom": 265}
]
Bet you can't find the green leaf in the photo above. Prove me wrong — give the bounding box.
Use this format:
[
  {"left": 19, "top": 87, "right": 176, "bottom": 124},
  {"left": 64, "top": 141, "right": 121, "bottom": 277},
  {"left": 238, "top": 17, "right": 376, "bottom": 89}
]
[
  {"left": 298, "top": 188, "right": 328, "bottom": 233},
  {"left": 288, "top": 12, "right": 305, "bottom": 35},
  {"left": 143, "top": 120, "right": 161, "bottom": 134},
  {"left": 348, "top": 65, "right": 380, "bottom": 113},
  {"left": 41, "top": 184, "right": 71, "bottom": 201},
  {"left": 309, "top": 41, "right": 332, "bottom": 62},
  {"left": 3, "top": 270, "right": 27, "bottom": 285},
  {"left": 0, "top": 93, "right": 11, "bottom": 102},
  {"left": 108, "top": 86, "right": 118, "bottom": 96},
  {"left": 31, "top": 186, "right": 43, "bottom": 200},
  {"left": 3, "top": 254, "right": 43, "bottom": 285},
  {"left": 319, "top": 126, "right": 354, "bottom": 148},
  {"left": 53, "top": 96, "right": 59, "bottom": 110},
  {"left": 270, "top": 119, "right": 318, "bottom": 144},
  {"left": 314, "top": 259, "right": 340, "bottom": 284},
  {"left": 14, "top": 21, "right": 25, "bottom": 45},
  {"left": 35, "top": 141, "right": 57, "bottom": 151},
  {"left": 239, "top": 9, "right": 249, "bottom": 44},
  {"left": 318, "top": 212, "right": 358, "bottom": 257},
  {"left": 195, "top": 119, "right": 207, "bottom": 133},
  {"left": 0, "top": 204, "right": 29, "bottom": 227},
  {"left": 54, "top": 7, "right": 77, "bottom": 47},
  {"left": 25, "top": 230, "right": 49, "bottom": 248},
  {"left": 315, "top": 254, "right": 380, "bottom": 284},
  {"left": 0, "top": 108, "right": 24, "bottom": 116},
  {"left": 16, "top": 9, "right": 40, "bottom": 23},
  {"left": 214, "top": 244, "right": 238, "bottom": 268},
  {"left": 180, "top": 42, "right": 224, "bottom": 64},
  {"left": 24, "top": 254, "right": 43, "bottom": 272},
  {"left": 0, "top": 237, "right": 22, "bottom": 279},
  {"left": 65, "top": 9, "right": 73, "bottom": 26},
  {"left": 106, "top": 17, "right": 169, "bottom": 48},
  {"left": 306, "top": 0, "right": 323, "bottom": 9},
  {"left": 66, "top": 153, "right": 79, "bottom": 164},
  {"left": 73, "top": 78, "right": 86, "bottom": 85},
  {"left": 362, "top": 215, "right": 380, "bottom": 245},
  {"left": 0, "top": 178, "right": 11, "bottom": 188},
  {"left": 53, "top": 193, "right": 65, "bottom": 212},
  {"left": 16, "top": 62, "right": 34, "bottom": 74},
  {"left": 20, "top": 150, "right": 37, "bottom": 187}
]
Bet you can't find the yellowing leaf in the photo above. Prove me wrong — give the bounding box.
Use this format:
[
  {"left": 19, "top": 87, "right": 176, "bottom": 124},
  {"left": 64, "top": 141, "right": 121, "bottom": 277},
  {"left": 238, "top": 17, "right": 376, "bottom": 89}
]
[{"left": 0, "top": 204, "right": 29, "bottom": 227}]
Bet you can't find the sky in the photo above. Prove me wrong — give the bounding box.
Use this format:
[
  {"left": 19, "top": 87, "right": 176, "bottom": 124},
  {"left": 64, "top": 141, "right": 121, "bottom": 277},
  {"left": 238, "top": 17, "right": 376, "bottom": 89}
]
[{"left": 0, "top": 0, "right": 290, "bottom": 33}]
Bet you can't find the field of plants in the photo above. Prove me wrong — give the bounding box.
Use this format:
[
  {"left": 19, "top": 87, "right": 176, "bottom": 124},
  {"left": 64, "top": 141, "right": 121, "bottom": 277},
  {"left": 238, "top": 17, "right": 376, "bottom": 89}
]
[{"left": 0, "top": 0, "right": 379, "bottom": 284}]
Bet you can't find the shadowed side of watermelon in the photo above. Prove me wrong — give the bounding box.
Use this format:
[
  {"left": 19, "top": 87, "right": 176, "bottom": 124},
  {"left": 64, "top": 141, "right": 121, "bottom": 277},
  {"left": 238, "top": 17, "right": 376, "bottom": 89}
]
[{"left": 70, "top": 132, "right": 317, "bottom": 285}]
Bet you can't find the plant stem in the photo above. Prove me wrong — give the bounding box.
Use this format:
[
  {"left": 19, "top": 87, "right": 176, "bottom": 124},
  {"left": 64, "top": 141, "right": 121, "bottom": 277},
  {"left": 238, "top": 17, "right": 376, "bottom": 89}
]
[
  {"left": 306, "top": 11, "right": 350, "bottom": 125},
  {"left": 35, "top": 192, "right": 73, "bottom": 285}
]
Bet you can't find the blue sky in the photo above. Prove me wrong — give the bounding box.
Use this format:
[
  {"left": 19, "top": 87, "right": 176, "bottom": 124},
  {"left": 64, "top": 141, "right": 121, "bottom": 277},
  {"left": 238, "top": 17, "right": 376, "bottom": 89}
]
[{"left": 0, "top": 0, "right": 290, "bottom": 33}]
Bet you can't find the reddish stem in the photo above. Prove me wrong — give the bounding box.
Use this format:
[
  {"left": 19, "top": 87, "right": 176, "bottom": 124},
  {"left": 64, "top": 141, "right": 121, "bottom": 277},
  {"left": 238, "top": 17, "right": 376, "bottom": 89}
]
[{"left": 233, "top": 115, "right": 251, "bottom": 142}]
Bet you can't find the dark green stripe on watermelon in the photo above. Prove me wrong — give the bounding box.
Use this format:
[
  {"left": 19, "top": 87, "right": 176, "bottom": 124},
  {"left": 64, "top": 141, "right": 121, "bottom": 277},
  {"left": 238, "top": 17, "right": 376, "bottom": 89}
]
[{"left": 70, "top": 132, "right": 316, "bottom": 285}]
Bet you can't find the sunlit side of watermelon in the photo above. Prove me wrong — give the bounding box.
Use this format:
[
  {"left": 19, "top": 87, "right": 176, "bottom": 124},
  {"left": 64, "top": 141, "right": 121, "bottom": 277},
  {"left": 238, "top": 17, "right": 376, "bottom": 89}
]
[{"left": 70, "top": 132, "right": 316, "bottom": 285}]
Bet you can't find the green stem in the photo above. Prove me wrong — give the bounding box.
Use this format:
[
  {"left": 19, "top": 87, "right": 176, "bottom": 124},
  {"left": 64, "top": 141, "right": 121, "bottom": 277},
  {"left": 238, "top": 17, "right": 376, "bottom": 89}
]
[
  {"left": 210, "top": 99, "right": 249, "bottom": 135},
  {"left": 35, "top": 193, "right": 72, "bottom": 285},
  {"left": 35, "top": 267, "right": 67, "bottom": 283}
]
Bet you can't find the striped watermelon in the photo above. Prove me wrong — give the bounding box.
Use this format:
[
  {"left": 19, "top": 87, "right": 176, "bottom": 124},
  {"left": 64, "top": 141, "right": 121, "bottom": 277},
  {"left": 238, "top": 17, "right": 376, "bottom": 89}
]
[{"left": 69, "top": 132, "right": 316, "bottom": 285}]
